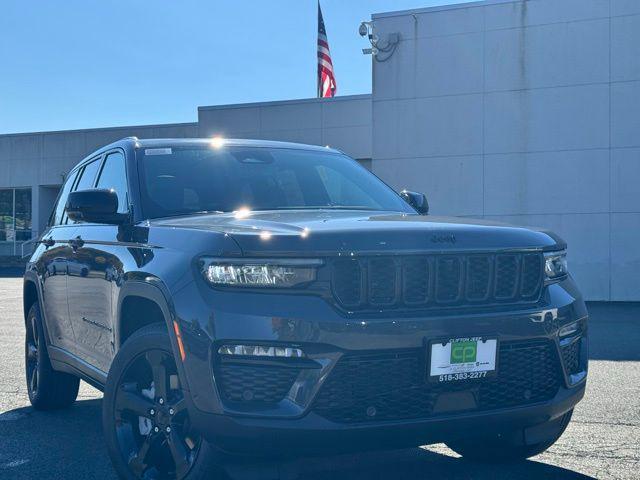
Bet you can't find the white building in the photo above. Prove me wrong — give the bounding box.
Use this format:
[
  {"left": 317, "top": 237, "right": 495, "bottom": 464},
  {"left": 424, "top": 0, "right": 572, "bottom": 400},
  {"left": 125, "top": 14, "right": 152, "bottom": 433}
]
[{"left": 1, "top": 0, "right": 638, "bottom": 301}]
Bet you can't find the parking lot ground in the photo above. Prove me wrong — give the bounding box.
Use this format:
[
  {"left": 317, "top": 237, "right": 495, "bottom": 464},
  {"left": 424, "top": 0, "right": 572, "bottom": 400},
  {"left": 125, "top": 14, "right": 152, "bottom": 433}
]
[{"left": 0, "top": 277, "right": 638, "bottom": 479}]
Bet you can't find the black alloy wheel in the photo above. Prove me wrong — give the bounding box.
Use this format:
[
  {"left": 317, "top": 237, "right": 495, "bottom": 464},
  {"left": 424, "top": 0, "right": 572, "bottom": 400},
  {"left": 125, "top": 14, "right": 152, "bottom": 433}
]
[
  {"left": 25, "top": 312, "right": 40, "bottom": 396},
  {"left": 25, "top": 302, "right": 80, "bottom": 410},
  {"left": 112, "top": 349, "right": 201, "bottom": 479}
]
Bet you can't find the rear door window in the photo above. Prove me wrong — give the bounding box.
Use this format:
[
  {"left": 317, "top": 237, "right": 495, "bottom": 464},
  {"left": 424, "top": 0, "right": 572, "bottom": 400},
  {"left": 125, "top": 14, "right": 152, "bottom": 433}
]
[{"left": 74, "top": 159, "right": 101, "bottom": 191}]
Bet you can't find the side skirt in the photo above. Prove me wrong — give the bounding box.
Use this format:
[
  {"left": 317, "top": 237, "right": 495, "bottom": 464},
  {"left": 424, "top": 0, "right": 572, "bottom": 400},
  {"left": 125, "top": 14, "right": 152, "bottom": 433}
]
[{"left": 48, "top": 345, "right": 107, "bottom": 392}]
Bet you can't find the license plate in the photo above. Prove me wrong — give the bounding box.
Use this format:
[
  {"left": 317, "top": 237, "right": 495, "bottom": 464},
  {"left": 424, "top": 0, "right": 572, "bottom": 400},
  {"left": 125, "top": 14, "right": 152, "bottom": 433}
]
[{"left": 428, "top": 337, "right": 498, "bottom": 383}]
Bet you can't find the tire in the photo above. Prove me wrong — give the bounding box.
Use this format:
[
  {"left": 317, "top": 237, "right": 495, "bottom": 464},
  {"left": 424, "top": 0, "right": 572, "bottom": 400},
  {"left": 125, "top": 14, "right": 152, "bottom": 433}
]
[
  {"left": 102, "top": 324, "right": 224, "bottom": 480},
  {"left": 25, "top": 303, "right": 80, "bottom": 410},
  {"left": 446, "top": 410, "right": 573, "bottom": 462}
]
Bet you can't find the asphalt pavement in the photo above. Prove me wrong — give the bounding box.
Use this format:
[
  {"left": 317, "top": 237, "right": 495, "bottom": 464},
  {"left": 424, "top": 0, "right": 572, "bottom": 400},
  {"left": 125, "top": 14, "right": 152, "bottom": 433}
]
[{"left": 0, "top": 277, "right": 638, "bottom": 479}]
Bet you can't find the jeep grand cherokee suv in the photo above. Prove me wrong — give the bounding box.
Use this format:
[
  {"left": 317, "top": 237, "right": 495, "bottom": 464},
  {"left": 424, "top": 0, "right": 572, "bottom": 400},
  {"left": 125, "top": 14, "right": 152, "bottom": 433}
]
[{"left": 24, "top": 138, "right": 588, "bottom": 479}]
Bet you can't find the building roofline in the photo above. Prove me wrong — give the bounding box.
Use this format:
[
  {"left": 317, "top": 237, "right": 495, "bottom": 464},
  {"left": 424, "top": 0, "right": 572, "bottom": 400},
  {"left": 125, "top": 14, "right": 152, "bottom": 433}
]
[
  {"left": 198, "top": 94, "right": 371, "bottom": 112},
  {"left": 1, "top": 94, "right": 374, "bottom": 137},
  {"left": 372, "top": 0, "right": 514, "bottom": 19},
  {"left": 0, "top": 121, "right": 198, "bottom": 139}
]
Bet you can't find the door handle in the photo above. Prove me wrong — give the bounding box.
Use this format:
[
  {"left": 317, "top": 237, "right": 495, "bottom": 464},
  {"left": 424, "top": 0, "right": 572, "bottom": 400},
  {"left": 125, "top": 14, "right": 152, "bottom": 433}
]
[
  {"left": 42, "top": 238, "right": 55, "bottom": 248},
  {"left": 68, "top": 236, "right": 85, "bottom": 250}
]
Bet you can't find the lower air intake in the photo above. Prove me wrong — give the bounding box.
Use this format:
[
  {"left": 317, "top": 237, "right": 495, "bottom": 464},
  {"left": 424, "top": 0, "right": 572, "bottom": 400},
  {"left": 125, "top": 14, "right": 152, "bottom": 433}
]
[{"left": 313, "top": 339, "right": 562, "bottom": 423}]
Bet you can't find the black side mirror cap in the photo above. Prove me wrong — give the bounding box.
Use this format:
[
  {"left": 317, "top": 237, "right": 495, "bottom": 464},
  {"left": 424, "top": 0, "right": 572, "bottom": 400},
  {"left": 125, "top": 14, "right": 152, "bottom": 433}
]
[
  {"left": 66, "top": 189, "right": 128, "bottom": 225},
  {"left": 400, "top": 190, "right": 429, "bottom": 215}
]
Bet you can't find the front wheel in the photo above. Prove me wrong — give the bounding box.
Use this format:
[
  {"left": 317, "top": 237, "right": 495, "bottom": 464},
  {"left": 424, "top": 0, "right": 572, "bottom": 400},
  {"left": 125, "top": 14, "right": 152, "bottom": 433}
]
[
  {"left": 102, "top": 324, "right": 223, "bottom": 480},
  {"left": 446, "top": 410, "right": 573, "bottom": 462}
]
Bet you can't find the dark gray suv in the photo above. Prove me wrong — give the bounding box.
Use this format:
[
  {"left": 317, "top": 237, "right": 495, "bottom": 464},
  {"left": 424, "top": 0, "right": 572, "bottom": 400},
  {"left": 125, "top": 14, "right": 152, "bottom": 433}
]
[{"left": 23, "top": 138, "right": 588, "bottom": 479}]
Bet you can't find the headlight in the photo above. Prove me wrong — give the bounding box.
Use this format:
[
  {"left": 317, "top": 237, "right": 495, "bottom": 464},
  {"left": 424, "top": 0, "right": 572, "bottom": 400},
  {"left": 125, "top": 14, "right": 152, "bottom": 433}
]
[
  {"left": 200, "top": 258, "right": 321, "bottom": 287},
  {"left": 544, "top": 250, "right": 568, "bottom": 280}
]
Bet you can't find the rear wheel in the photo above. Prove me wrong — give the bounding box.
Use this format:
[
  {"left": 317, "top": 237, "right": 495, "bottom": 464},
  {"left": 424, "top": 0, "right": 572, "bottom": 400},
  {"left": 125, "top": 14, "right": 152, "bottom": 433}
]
[
  {"left": 103, "top": 324, "right": 223, "bottom": 479},
  {"left": 25, "top": 303, "right": 80, "bottom": 410},
  {"left": 446, "top": 410, "right": 573, "bottom": 462}
]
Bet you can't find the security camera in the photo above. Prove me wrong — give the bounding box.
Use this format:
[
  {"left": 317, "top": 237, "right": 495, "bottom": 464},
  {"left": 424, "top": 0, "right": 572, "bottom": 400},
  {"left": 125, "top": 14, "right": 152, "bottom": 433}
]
[{"left": 359, "top": 21, "right": 370, "bottom": 37}]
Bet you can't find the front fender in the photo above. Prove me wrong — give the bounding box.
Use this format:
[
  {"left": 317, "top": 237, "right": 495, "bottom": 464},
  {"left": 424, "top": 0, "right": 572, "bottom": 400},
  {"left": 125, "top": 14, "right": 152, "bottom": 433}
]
[{"left": 116, "top": 279, "right": 194, "bottom": 395}]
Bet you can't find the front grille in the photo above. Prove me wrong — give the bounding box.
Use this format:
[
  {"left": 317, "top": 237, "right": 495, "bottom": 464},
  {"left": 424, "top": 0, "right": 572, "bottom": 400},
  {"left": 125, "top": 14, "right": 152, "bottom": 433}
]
[
  {"left": 313, "top": 339, "right": 562, "bottom": 423},
  {"left": 369, "top": 258, "right": 397, "bottom": 306},
  {"left": 495, "top": 254, "right": 519, "bottom": 299},
  {"left": 436, "top": 257, "right": 463, "bottom": 302},
  {"left": 560, "top": 340, "right": 581, "bottom": 376},
  {"left": 330, "top": 252, "right": 543, "bottom": 311},
  {"left": 216, "top": 364, "right": 299, "bottom": 404}
]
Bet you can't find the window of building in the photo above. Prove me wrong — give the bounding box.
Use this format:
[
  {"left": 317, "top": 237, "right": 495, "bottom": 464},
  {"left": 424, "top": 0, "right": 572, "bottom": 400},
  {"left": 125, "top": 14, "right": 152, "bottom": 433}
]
[
  {"left": 14, "top": 189, "right": 32, "bottom": 241},
  {"left": 0, "top": 187, "right": 32, "bottom": 255},
  {"left": 0, "top": 190, "right": 13, "bottom": 242}
]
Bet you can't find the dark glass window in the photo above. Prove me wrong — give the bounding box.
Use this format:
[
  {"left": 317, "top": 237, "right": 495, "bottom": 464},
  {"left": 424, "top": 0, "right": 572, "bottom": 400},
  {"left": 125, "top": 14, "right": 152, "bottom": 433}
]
[
  {"left": 66, "top": 158, "right": 101, "bottom": 224},
  {"left": 96, "top": 151, "right": 129, "bottom": 214},
  {"left": 316, "top": 165, "right": 379, "bottom": 208},
  {"left": 0, "top": 188, "right": 32, "bottom": 246},
  {"left": 14, "top": 189, "right": 32, "bottom": 241},
  {"left": 138, "top": 146, "right": 413, "bottom": 219},
  {"left": 52, "top": 170, "right": 79, "bottom": 226},
  {"left": 75, "top": 158, "right": 101, "bottom": 191},
  {"left": 0, "top": 190, "right": 12, "bottom": 242}
]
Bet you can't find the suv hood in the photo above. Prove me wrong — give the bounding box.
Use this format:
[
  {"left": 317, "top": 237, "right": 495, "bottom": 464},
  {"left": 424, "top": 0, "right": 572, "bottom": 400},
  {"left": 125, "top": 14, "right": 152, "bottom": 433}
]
[{"left": 150, "top": 210, "right": 564, "bottom": 256}]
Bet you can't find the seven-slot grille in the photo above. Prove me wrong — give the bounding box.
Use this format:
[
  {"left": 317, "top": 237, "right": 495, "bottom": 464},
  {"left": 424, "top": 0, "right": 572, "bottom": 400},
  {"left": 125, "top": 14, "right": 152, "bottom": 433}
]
[{"left": 331, "top": 252, "right": 543, "bottom": 311}]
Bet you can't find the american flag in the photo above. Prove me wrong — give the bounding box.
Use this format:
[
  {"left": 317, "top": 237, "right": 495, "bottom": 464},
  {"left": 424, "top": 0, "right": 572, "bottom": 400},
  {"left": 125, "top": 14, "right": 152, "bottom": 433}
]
[{"left": 317, "top": 2, "right": 336, "bottom": 98}]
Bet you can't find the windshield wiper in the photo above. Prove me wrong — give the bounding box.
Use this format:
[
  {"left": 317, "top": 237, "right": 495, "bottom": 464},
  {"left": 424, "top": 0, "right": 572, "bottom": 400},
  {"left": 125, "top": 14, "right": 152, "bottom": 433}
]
[{"left": 156, "top": 210, "right": 226, "bottom": 220}]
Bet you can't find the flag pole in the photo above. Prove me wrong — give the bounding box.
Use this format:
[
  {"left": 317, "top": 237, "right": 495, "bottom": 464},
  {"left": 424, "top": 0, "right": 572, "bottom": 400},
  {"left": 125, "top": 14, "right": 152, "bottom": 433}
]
[{"left": 317, "top": 1, "right": 337, "bottom": 98}]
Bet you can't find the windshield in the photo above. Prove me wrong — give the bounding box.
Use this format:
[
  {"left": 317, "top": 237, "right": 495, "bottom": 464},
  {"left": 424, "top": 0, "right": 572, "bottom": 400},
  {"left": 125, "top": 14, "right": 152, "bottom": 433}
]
[{"left": 137, "top": 145, "right": 414, "bottom": 219}]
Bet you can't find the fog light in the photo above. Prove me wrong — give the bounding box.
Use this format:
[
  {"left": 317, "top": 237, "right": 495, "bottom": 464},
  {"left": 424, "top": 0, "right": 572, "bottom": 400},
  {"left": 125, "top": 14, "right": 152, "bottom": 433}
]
[
  {"left": 218, "top": 344, "right": 305, "bottom": 358},
  {"left": 558, "top": 321, "right": 580, "bottom": 338}
]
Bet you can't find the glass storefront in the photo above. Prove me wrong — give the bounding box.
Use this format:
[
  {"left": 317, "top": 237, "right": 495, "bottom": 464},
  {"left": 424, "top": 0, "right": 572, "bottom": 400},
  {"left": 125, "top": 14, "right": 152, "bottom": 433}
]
[{"left": 0, "top": 188, "right": 32, "bottom": 255}]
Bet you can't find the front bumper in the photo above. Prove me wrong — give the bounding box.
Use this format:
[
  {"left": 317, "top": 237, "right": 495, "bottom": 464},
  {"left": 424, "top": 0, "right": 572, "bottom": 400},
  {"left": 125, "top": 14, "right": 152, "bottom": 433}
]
[
  {"left": 172, "top": 275, "right": 588, "bottom": 454},
  {"left": 189, "top": 381, "right": 584, "bottom": 456}
]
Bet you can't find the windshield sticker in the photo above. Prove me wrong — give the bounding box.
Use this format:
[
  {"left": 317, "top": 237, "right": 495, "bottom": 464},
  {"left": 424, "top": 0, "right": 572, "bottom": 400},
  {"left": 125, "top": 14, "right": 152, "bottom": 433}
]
[{"left": 145, "top": 148, "right": 172, "bottom": 156}]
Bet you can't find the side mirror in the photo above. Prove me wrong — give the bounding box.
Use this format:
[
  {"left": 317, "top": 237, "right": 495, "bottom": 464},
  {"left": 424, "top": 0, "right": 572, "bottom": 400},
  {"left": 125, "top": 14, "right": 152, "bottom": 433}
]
[
  {"left": 400, "top": 190, "right": 429, "bottom": 215},
  {"left": 66, "top": 189, "right": 127, "bottom": 224}
]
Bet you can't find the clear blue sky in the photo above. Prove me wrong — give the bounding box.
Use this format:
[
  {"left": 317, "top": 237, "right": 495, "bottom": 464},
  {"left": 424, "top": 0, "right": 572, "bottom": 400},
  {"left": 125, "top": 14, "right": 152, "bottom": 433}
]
[{"left": 0, "top": 0, "right": 468, "bottom": 134}]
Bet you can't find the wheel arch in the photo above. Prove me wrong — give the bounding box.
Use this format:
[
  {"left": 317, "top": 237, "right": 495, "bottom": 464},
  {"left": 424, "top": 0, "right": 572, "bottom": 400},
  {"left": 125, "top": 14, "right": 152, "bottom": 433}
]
[
  {"left": 23, "top": 277, "right": 39, "bottom": 322},
  {"left": 116, "top": 279, "right": 176, "bottom": 351},
  {"left": 115, "top": 278, "right": 194, "bottom": 395},
  {"left": 23, "top": 271, "right": 48, "bottom": 344}
]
